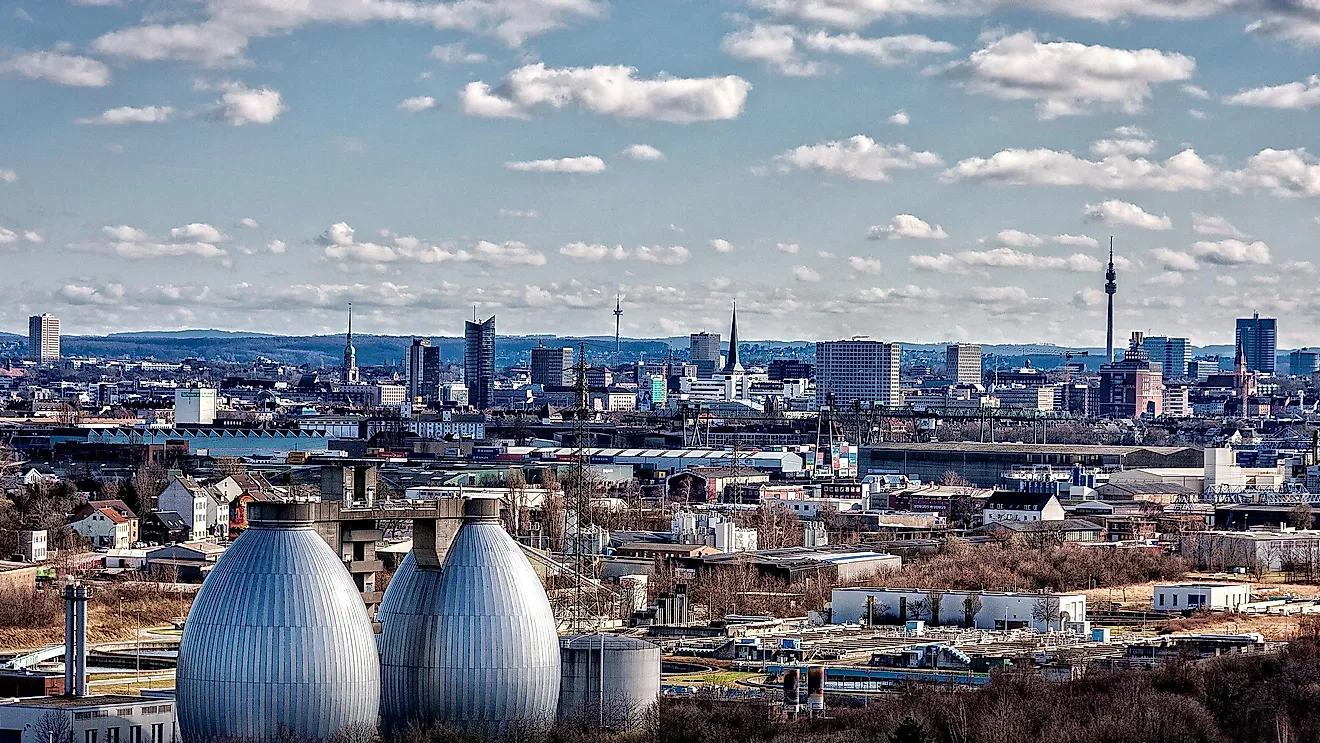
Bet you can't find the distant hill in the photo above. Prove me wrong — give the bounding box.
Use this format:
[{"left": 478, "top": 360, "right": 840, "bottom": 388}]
[{"left": 107, "top": 329, "right": 277, "bottom": 339}]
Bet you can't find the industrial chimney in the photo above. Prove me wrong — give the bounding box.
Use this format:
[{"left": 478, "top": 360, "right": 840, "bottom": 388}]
[
  {"left": 782, "top": 668, "right": 800, "bottom": 719},
  {"left": 806, "top": 666, "right": 825, "bottom": 717},
  {"left": 63, "top": 582, "right": 90, "bottom": 697}
]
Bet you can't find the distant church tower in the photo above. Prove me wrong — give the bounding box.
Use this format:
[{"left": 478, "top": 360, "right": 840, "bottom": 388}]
[{"left": 342, "top": 303, "right": 360, "bottom": 384}]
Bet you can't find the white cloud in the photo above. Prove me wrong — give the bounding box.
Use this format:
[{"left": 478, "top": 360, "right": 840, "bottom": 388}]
[
  {"left": 942, "top": 148, "right": 1215, "bottom": 190},
  {"left": 792, "top": 265, "right": 822, "bottom": 282},
  {"left": 238, "top": 217, "right": 260, "bottom": 229},
  {"left": 461, "top": 63, "right": 751, "bottom": 123},
  {"left": 92, "top": 0, "right": 602, "bottom": 66},
  {"left": 398, "top": 95, "right": 437, "bottom": 112},
  {"left": 78, "top": 223, "right": 231, "bottom": 261},
  {"left": 773, "top": 135, "right": 942, "bottom": 181},
  {"left": 1182, "top": 84, "right": 1210, "bottom": 98},
  {"left": 912, "top": 247, "right": 1100, "bottom": 273},
  {"left": 1188, "top": 108, "right": 1207, "bottom": 119},
  {"left": 1191, "top": 238, "right": 1271, "bottom": 265},
  {"left": 857, "top": 284, "right": 939, "bottom": 303},
  {"left": 1151, "top": 247, "right": 1199, "bottom": 272},
  {"left": 633, "top": 245, "right": 691, "bottom": 265},
  {"left": 472, "top": 240, "right": 547, "bottom": 266},
  {"left": 710, "top": 238, "right": 736, "bottom": 253},
  {"left": 721, "top": 23, "right": 823, "bottom": 76},
  {"left": 560, "top": 242, "right": 628, "bottom": 261},
  {"left": 1090, "top": 136, "right": 1156, "bottom": 157},
  {"left": 888, "top": 109, "right": 910, "bottom": 125},
  {"left": 430, "top": 42, "right": 486, "bottom": 64},
  {"left": 318, "top": 223, "right": 548, "bottom": 268},
  {"left": 1191, "top": 213, "right": 1247, "bottom": 238},
  {"left": 210, "top": 82, "right": 285, "bottom": 126},
  {"left": 995, "top": 229, "right": 1043, "bottom": 248},
  {"left": 1053, "top": 234, "right": 1099, "bottom": 248},
  {"left": 1283, "top": 260, "right": 1316, "bottom": 274},
  {"left": 622, "top": 144, "right": 665, "bottom": 161},
  {"left": 968, "top": 285, "right": 1032, "bottom": 305},
  {"left": 22, "top": 230, "right": 44, "bottom": 244},
  {"left": 0, "top": 169, "right": 16, "bottom": 184},
  {"left": 1082, "top": 199, "right": 1173, "bottom": 230},
  {"left": 170, "top": 223, "right": 230, "bottom": 243},
  {"left": 0, "top": 229, "right": 17, "bottom": 246},
  {"left": 939, "top": 31, "right": 1195, "bottom": 119},
  {"left": 1224, "top": 75, "right": 1320, "bottom": 110},
  {"left": 867, "top": 214, "right": 948, "bottom": 239},
  {"left": 76, "top": 105, "right": 175, "bottom": 125},
  {"left": 505, "top": 155, "right": 606, "bottom": 174},
  {"left": 802, "top": 30, "right": 955, "bottom": 64},
  {"left": 1145, "top": 271, "right": 1186, "bottom": 286},
  {"left": 1072, "top": 287, "right": 1105, "bottom": 308},
  {"left": 266, "top": 239, "right": 287, "bottom": 254},
  {"left": 848, "top": 256, "right": 884, "bottom": 274},
  {"left": 0, "top": 51, "right": 111, "bottom": 87},
  {"left": 497, "top": 208, "right": 538, "bottom": 218},
  {"left": 777, "top": 242, "right": 801, "bottom": 254}
]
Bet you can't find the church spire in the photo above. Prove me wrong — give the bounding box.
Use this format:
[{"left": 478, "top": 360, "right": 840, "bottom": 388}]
[
  {"left": 342, "top": 302, "right": 359, "bottom": 384},
  {"left": 723, "top": 302, "right": 743, "bottom": 374}
]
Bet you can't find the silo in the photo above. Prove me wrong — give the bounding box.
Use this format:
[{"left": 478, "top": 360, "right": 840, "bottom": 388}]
[
  {"left": 558, "top": 634, "right": 661, "bottom": 730},
  {"left": 376, "top": 549, "right": 445, "bottom": 728},
  {"left": 378, "top": 497, "right": 560, "bottom": 735},
  {"left": 176, "top": 502, "right": 380, "bottom": 742}
]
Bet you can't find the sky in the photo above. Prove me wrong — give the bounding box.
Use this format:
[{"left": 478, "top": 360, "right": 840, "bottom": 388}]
[{"left": 2, "top": 0, "right": 1319, "bottom": 347}]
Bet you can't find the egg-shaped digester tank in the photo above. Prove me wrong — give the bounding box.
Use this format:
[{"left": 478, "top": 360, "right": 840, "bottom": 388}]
[
  {"left": 377, "top": 549, "right": 446, "bottom": 727},
  {"left": 176, "top": 502, "right": 381, "bottom": 742},
  {"left": 378, "top": 497, "right": 561, "bottom": 734}
]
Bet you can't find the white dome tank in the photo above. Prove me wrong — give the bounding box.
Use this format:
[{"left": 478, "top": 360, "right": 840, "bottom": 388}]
[
  {"left": 176, "top": 503, "right": 380, "bottom": 742},
  {"left": 378, "top": 497, "right": 561, "bottom": 735}
]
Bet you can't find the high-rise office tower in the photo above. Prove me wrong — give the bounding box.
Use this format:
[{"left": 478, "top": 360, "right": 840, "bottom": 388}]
[
  {"left": 464, "top": 315, "right": 496, "bottom": 409},
  {"left": 1140, "top": 336, "right": 1189, "bottom": 378},
  {"left": 421, "top": 346, "right": 441, "bottom": 402},
  {"left": 945, "top": 343, "right": 982, "bottom": 385},
  {"left": 28, "top": 313, "right": 60, "bottom": 363},
  {"left": 406, "top": 338, "right": 431, "bottom": 402},
  {"left": 689, "top": 332, "right": 721, "bottom": 378},
  {"left": 1289, "top": 348, "right": 1319, "bottom": 376},
  {"left": 814, "top": 340, "right": 902, "bottom": 409},
  {"left": 341, "top": 303, "right": 359, "bottom": 385},
  {"left": 530, "top": 344, "right": 573, "bottom": 387},
  {"left": 1236, "top": 313, "right": 1277, "bottom": 374}
]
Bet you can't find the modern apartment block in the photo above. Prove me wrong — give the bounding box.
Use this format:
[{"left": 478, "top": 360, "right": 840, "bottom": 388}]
[
  {"left": 814, "top": 339, "right": 902, "bottom": 409},
  {"left": 945, "top": 343, "right": 982, "bottom": 385}
]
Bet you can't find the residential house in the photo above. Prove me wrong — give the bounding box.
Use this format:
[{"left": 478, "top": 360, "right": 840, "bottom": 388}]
[
  {"left": 981, "top": 492, "right": 1065, "bottom": 525},
  {"left": 156, "top": 476, "right": 228, "bottom": 540},
  {"left": 141, "top": 511, "right": 191, "bottom": 545},
  {"left": 70, "top": 506, "right": 132, "bottom": 549},
  {"left": 73, "top": 499, "right": 140, "bottom": 543},
  {"left": 214, "top": 472, "right": 282, "bottom": 538}
]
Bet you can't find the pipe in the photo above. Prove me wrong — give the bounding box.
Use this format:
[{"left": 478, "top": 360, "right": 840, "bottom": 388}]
[
  {"left": 783, "top": 668, "right": 800, "bottom": 718},
  {"left": 64, "top": 584, "right": 74, "bottom": 695}
]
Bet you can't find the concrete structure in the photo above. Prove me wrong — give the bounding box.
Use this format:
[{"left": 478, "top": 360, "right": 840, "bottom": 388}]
[
  {"left": 531, "top": 344, "right": 574, "bottom": 387},
  {"left": 945, "top": 343, "right": 982, "bottom": 385},
  {"left": 1142, "top": 336, "right": 1189, "bottom": 377},
  {"left": 1153, "top": 583, "right": 1251, "bottom": 612},
  {"left": 1178, "top": 530, "right": 1320, "bottom": 572},
  {"left": 981, "top": 492, "right": 1065, "bottom": 524},
  {"left": 1163, "top": 385, "right": 1190, "bottom": 417},
  {"left": 558, "top": 635, "right": 661, "bottom": 730},
  {"left": 173, "top": 388, "right": 217, "bottom": 425},
  {"left": 831, "top": 587, "right": 1086, "bottom": 632},
  {"left": 1289, "top": 348, "right": 1320, "bottom": 376},
  {"left": 814, "top": 339, "right": 902, "bottom": 409},
  {"left": 1105, "top": 245, "right": 1117, "bottom": 362},
  {"left": 1236, "top": 313, "right": 1277, "bottom": 374},
  {"left": 464, "top": 315, "right": 496, "bottom": 409},
  {"left": 27, "top": 313, "right": 59, "bottom": 363},
  {"left": 1098, "top": 332, "right": 1163, "bottom": 418},
  {"left": 85, "top": 426, "right": 332, "bottom": 457},
  {"left": 176, "top": 502, "right": 380, "bottom": 742}
]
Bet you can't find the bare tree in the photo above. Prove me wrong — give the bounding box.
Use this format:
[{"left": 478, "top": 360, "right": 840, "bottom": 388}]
[
  {"left": 33, "top": 710, "right": 72, "bottom": 743},
  {"left": 1288, "top": 503, "right": 1315, "bottom": 531}
]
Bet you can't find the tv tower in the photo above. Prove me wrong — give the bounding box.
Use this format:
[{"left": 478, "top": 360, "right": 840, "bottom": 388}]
[
  {"left": 1105, "top": 237, "right": 1117, "bottom": 363},
  {"left": 613, "top": 294, "right": 623, "bottom": 354}
]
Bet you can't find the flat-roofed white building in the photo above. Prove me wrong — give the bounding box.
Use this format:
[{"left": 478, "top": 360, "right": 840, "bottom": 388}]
[
  {"left": 1153, "top": 582, "right": 1251, "bottom": 612},
  {"left": 831, "top": 586, "right": 1085, "bottom": 632}
]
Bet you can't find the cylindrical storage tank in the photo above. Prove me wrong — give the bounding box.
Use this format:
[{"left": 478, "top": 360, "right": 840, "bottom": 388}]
[
  {"left": 806, "top": 666, "right": 825, "bottom": 714},
  {"left": 558, "top": 634, "right": 661, "bottom": 730},
  {"left": 783, "top": 668, "right": 800, "bottom": 716},
  {"left": 176, "top": 502, "right": 380, "bottom": 742},
  {"left": 378, "top": 497, "right": 560, "bottom": 735}
]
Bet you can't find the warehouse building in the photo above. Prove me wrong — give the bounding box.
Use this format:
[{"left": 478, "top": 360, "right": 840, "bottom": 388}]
[{"left": 861, "top": 442, "right": 1203, "bottom": 488}]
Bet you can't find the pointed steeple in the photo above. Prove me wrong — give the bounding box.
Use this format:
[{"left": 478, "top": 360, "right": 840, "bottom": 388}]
[
  {"left": 723, "top": 302, "right": 743, "bottom": 374},
  {"left": 342, "top": 302, "right": 359, "bottom": 384}
]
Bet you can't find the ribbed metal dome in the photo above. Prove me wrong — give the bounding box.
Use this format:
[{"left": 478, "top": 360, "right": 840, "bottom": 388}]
[
  {"left": 177, "top": 506, "right": 381, "bottom": 742},
  {"left": 378, "top": 498, "right": 561, "bottom": 734}
]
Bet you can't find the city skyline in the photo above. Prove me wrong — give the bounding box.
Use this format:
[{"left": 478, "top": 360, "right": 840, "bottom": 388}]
[{"left": 4, "top": 2, "right": 1320, "bottom": 344}]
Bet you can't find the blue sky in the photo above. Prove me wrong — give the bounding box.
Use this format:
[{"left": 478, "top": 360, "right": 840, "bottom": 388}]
[{"left": 2, "top": 0, "right": 1320, "bottom": 347}]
